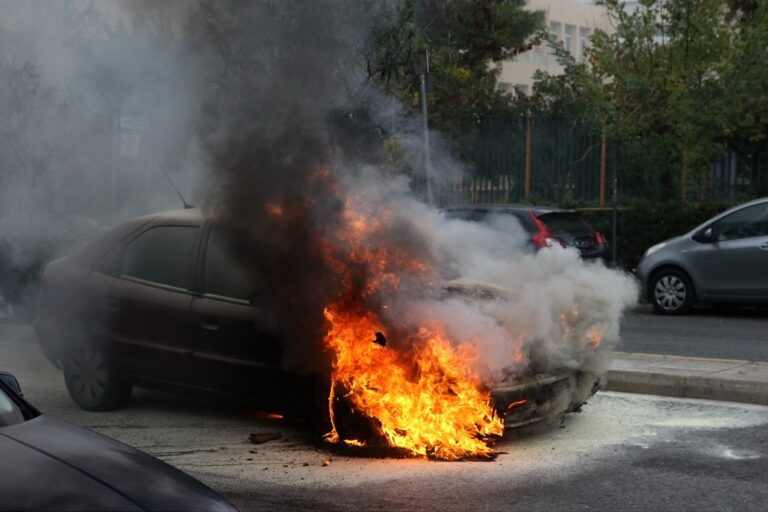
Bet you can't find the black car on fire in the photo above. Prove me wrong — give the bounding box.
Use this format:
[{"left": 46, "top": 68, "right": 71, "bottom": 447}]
[
  {"left": 0, "top": 371, "right": 235, "bottom": 511},
  {"left": 35, "top": 208, "right": 598, "bottom": 428}
]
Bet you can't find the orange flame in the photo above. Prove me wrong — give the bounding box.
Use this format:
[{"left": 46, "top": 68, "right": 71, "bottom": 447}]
[
  {"left": 586, "top": 328, "right": 604, "bottom": 349},
  {"left": 323, "top": 304, "right": 503, "bottom": 459},
  {"left": 319, "top": 193, "right": 503, "bottom": 460}
]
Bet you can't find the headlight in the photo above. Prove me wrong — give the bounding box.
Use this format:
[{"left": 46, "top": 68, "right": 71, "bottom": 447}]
[{"left": 644, "top": 242, "right": 666, "bottom": 258}]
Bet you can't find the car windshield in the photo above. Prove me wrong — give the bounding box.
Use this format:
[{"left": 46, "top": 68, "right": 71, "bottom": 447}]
[
  {"left": 0, "top": 385, "right": 25, "bottom": 427},
  {"left": 539, "top": 213, "right": 595, "bottom": 239}
]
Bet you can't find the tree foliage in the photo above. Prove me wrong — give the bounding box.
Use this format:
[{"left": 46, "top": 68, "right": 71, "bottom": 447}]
[
  {"left": 367, "top": 0, "right": 542, "bottom": 155},
  {"left": 531, "top": 0, "right": 768, "bottom": 202}
]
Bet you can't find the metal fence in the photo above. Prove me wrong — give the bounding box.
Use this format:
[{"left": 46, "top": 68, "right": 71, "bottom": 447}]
[
  {"left": 440, "top": 116, "right": 761, "bottom": 207},
  {"left": 443, "top": 116, "right": 608, "bottom": 206}
]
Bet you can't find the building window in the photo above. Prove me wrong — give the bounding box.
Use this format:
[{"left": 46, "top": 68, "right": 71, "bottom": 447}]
[
  {"left": 549, "top": 21, "right": 562, "bottom": 40},
  {"left": 498, "top": 82, "right": 515, "bottom": 95},
  {"left": 564, "top": 24, "right": 576, "bottom": 55},
  {"left": 549, "top": 21, "right": 562, "bottom": 60},
  {"left": 579, "top": 27, "right": 589, "bottom": 62}
]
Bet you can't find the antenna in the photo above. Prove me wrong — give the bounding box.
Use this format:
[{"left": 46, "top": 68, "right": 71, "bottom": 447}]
[{"left": 159, "top": 164, "right": 193, "bottom": 209}]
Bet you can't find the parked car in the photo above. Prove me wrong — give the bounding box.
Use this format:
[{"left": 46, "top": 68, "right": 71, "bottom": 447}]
[
  {"left": 36, "top": 208, "right": 307, "bottom": 414},
  {"left": 35, "top": 208, "right": 600, "bottom": 427},
  {"left": 635, "top": 197, "right": 768, "bottom": 314},
  {"left": 0, "top": 371, "right": 235, "bottom": 511},
  {"left": 442, "top": 204, "right": 609, "bottom": 260}
]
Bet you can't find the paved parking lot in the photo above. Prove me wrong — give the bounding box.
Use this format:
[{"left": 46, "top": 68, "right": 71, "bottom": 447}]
[{"left": 3, "top": 337, "right": 768, "bottom": 511}]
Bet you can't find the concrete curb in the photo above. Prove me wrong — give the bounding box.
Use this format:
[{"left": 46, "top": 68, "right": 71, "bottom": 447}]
[{"left": 606, "top": 352, "right": 768, "bottom": 406}]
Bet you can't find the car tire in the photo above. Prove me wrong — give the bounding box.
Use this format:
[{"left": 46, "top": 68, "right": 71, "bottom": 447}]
[
  {"left": 63, "top": 341, "right": 132, "bottom": 411},
  {"left": 650, "top": 269, "right": 695, "bottom": 315}
]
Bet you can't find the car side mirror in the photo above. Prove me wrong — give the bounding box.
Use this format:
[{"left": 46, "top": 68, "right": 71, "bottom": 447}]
[
  {"left": 694, "top": 227, "right": 714, "bottom": 244},
  {"left": 0, "top": 372, "right": 23, "bottom": 397}
]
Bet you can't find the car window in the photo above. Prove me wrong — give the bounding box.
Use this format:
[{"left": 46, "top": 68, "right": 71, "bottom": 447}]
[
  {"left": 712, "top": 203, "right": 768, "bottom": 241},
  {"left": 121, "top": 226, "right": 199, "bottom": 289},
  {"left": 0, "top": 386, "right": 24, "bottom": 427},
  {"left": 539, "top": 213, "right": 595, "bottom": 239},
  {"left": 444, "top": 209, "right": 489, "bottom": 222},
  {"left": 203, "top": 229, "right": 255, "bottom": 301}
]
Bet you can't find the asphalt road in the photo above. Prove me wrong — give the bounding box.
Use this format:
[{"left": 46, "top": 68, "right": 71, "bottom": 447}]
[
  {"left": 618, "top": 305, "right": 768, "bottom": 362},
  {"left": 3, "top": 340, "right": 768, "bottom": 512}
]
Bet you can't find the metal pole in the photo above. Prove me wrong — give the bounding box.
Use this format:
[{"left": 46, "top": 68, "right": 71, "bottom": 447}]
[
  {"left": 599, "top": 128, "right": 607, "bottom": 207},
  {"left": 611, "top": 169, "right": 618, "bottom": 267},
  {"left": 419, "top": 72, "right": 433, "bottom": 205},
  {"left": 524, "top": 114, "right": 532, "bottom": 200},
  {"left": 111, "top": 113, "right": 119, "bottom": 219}
]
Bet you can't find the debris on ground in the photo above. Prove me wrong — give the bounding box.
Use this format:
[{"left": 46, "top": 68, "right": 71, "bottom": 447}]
[
  {"left": 322, "top": 459, "right": 332, "bottom": 467},
  {"left": 249, "top": 432, "right": 282, "bottom": 444}
]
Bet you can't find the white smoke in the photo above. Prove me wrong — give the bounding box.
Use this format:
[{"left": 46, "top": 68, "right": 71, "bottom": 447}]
[{"left": 331, "top": 168, "right": 638, "bottom": 387}]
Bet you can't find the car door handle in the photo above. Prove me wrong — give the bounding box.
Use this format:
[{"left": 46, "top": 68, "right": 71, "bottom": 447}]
[
  {"left": 199, "top": 317, "right": 220, "bottom": 332},
  {"left": 760, "top": 243, "right": 768, "bottom": 251},
  {"left": 104, "top": 298, "right": 120, "bottom": 312}
]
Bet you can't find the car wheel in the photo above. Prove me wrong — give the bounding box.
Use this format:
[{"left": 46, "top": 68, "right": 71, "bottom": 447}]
[
  {"left": 650, "top": 269, "right": 695, "bottom": 315},
  {"left": 63, "top": 341, "right": 132, "bottom": 411}
]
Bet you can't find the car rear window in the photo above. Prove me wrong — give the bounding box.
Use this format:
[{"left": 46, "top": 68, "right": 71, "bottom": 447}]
[
  {"left": 121, "top": 225, "right": 199, "bottom": 289},
  {"left": 538, "top": 213, "right": 595, "bottom": 239},
  {"left": 444, "top": 208, "right": 532, "bottom": 232}
]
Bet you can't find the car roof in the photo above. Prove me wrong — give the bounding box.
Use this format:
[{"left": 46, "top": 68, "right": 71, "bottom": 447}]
[
  {"left": 136, "top": 207, "right": 206, "bottom": 224},
  {"left": 441, "top": 203, "right": 573, "bottom": 216}
]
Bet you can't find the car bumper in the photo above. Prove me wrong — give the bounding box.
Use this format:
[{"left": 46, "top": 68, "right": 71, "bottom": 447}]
[
  {"left": 634, "top": 256, "right": 656, "bottom": 301},
  {"left": 491, "top": 370, "right": 599, "bottom": 428}
]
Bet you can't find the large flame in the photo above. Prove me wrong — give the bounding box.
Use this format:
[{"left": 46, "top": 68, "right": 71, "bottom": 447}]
[
  {"left": 323, "top": 302, "right": 503, "bottom": 459},
  {"left": 319, "top": 194, "right": 503, "bottom": 460}
]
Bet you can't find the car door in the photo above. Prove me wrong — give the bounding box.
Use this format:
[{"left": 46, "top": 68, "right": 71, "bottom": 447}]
[
  {"left": 93, "top": 223, "right": 201, "bottom": 385},
  {"left": 189, "top": 226, "right": 286, "bottom": 408},
  {"left": 695, "top": 202, "right": 768, "bottom": 300}
]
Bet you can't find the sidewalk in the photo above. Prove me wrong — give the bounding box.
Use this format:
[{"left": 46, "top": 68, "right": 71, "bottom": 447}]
[{"left": 607, "top": 351, "right": 768, "bottom": 405}]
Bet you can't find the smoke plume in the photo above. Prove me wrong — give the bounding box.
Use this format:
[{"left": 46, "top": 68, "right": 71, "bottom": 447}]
[
  {"left": 189, "top": 0, "right": 638, "bottom": 391},
  {"left": 0, "top": 1, "right": 638, "bottom": 411}
]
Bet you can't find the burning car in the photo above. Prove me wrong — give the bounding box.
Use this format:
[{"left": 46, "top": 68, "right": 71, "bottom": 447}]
[
  {"left": 443, "top": 279, "right": 602, "bottom": 428},
  {"left": 36, "top": 207, "right": 618, "bottom": 460}
]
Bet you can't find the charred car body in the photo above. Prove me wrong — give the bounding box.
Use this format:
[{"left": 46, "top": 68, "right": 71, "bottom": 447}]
[{"left": 36, "top": 209, "right": 600, "bottom": 427}]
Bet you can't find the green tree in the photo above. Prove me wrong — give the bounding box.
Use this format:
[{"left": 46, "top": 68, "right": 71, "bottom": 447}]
[
  {"left": 532, "top": 0, "right": 739, "bottom": 202},
  {"left": 367, "top": 0, "right": 543, "bottom": 156},
  {"left": 721, "top": 0, "right": 768, "bottom": 194}
]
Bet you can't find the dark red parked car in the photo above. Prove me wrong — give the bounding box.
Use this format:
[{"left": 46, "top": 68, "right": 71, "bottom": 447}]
[{"left": 442, "top": 204, "right": 609, "bottom": 261}]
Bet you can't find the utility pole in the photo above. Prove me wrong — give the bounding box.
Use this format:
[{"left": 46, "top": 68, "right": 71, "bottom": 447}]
[{"left": 415, "top": 49, "right": 433, "bottom": 205}]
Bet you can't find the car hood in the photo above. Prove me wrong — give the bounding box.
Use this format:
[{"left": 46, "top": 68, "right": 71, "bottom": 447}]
[{"left": 0, "top": 416, "right": 235, "bottom": 512}]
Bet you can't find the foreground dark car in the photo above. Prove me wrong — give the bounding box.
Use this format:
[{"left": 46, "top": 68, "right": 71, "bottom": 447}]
[
  {"left": 442, "top": 204, "right": 609, "bottom": 260},
  {"left": 35, "top": 209, "right": 598, "bottom": 427},
  {"left": 0, "top": 371, "right": 235, "bottom": 511}
]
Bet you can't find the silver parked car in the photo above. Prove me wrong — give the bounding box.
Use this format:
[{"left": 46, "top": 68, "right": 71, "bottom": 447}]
[{"left": 635, "top": 197, "right": 768, "bottom": 314}]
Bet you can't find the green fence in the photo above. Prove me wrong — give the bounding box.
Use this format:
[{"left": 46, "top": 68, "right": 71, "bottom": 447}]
[
  {"left": 443, "top": 116, "right": 609, "bottom": 206},
  {"left": 440, "top": 116, "right": 758, "bottom": 207}
]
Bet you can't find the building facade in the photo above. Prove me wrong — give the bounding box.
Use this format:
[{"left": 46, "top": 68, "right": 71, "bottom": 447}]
[{"left": 498, "top": 0, "right": 613, "bottom": 95}]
